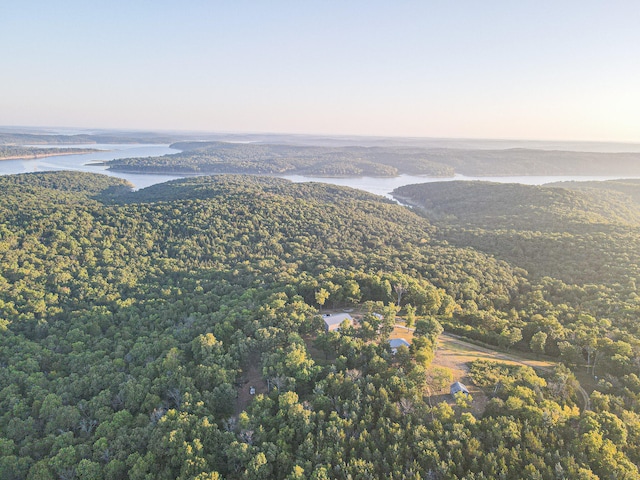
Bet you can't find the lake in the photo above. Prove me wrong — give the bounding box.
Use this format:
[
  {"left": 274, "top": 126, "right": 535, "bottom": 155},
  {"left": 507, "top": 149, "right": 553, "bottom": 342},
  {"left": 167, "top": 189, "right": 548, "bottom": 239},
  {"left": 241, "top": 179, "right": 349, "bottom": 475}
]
[
  {"left": 280, "top": 173, "right": 640, "bottom": 200},
  {"left": 2, "top": 144, "right": 639, "bottom": 198},
  {"left": 0, "top": 144, "right": 184, "bottom": 190}
]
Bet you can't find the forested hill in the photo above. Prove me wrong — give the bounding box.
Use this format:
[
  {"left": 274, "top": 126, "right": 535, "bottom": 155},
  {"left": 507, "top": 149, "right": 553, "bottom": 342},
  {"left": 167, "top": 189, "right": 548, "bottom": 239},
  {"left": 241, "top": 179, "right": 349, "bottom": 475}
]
[
  {"left": 106, "top": 140, "right": 640, "bottom": 177},
  {"left": 394, "top": 179, "right": 640, "bottom": 287},
  {"left": 108, "top": 142, "right": 454, "bottom": 177},
  {"left": 126, "top": 174, "right": 389, "bottom": 205},
  {"left": 394, "top": 181, "right": 640, "bottom": 230},
  {"left": 0, "top": 146, "right": 98, "bottom": 160},
  {"left": 548, "top": 178, "right": 640, "bottom": 205},
  {"left": 0, "top": 170, "right": 133, "bottom": 196},
  {"left": 2, "top": 172, "right": 640, "bottom": 478},
  {"left": 424, "top": 148, "right": 640, "bottom": 176}
]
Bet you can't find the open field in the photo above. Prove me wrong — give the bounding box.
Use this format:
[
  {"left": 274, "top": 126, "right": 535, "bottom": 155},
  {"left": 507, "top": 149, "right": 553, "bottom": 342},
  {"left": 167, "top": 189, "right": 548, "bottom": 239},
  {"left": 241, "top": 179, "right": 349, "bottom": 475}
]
[
  {"left": 435, "top": 333, "right": 556, "bottom": 374},
  {"left": 432, "top": 332, "right": 591, "bottom": 411},
  {"left": 430, "top": 333, "right": 555, "bottom": 414}
]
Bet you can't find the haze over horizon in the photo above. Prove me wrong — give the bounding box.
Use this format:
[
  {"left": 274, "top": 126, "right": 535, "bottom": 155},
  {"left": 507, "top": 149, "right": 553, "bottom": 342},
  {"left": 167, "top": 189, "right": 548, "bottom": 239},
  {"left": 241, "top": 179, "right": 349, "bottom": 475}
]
[{"left": 3, "top": 1, "right": 639, "bottom": 143}]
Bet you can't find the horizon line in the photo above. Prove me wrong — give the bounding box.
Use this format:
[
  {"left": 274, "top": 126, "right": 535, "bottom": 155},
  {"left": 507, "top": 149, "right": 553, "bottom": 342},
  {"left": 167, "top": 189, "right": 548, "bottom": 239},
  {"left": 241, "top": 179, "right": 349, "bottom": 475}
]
[{"left": 2, "top": 124, "right": 640, "bottom": 147}]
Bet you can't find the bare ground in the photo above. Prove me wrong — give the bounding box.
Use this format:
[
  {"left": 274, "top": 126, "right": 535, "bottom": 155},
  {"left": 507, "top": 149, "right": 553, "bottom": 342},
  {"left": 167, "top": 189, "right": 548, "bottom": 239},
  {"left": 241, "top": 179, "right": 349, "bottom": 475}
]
[{"left": 235, "top": 361, "right": 268, "bottom": 415}]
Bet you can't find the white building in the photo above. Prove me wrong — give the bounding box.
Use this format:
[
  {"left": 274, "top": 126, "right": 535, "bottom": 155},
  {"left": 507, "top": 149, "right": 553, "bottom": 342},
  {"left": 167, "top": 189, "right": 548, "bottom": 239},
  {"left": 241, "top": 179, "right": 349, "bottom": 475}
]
[{"left": 323, "top": 313, "right": 353, "bottom": 332}]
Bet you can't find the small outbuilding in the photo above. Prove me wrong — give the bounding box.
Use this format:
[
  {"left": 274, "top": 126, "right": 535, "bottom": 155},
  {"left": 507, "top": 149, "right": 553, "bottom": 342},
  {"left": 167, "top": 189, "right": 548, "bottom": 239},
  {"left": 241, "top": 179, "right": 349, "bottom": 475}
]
[
  {"left": 323, "top": 313, "right": 353, "bottom": 332},
  {"left": 450, "top": 381, "right": 470, "bottom": 397},
  {"left": 388, "top": 338, "right": 411, "bottom": 354}
]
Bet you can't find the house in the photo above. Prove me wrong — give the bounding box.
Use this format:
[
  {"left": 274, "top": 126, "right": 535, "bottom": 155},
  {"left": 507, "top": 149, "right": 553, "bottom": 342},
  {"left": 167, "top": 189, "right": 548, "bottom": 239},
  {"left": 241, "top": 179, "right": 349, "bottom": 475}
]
[
  {"left": 323, "top": 313, "right": 353, "bottom": 332},
  {"left": 388, "top": 338, "right": 411, "bottom": 354},
  {"left": 450, "top": 381, "right": 469, "bottom": 397}
]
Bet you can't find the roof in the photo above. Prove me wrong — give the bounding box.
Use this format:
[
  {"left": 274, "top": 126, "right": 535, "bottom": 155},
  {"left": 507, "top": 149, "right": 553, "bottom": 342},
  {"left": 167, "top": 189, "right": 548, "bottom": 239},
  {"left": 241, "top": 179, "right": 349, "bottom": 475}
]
[
  {"left": 323, "top": 313, "right": 353, "bottom": 330},
  {"left": 450, "top": 382, "right": 469, "bottom": 395},
  {"left": 389, "top": 338, "right": 411, "bottom": 354},
  {"left": 389, "top": 338, "right": 411, "bottom": 349}
]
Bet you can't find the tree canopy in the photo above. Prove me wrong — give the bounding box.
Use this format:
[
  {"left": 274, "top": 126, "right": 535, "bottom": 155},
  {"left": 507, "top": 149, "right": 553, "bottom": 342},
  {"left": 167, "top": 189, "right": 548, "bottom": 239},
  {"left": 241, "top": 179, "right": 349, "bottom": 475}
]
[{"left": 1, "top": 172, "right": 640, "bottom": 478}]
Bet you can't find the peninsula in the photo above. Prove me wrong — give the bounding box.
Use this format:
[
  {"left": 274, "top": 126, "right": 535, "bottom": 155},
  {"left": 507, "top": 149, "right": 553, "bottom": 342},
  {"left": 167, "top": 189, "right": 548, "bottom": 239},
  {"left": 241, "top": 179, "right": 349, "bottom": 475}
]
[{"left": 0, "top": 145, "right": 99, "bottom": 161}]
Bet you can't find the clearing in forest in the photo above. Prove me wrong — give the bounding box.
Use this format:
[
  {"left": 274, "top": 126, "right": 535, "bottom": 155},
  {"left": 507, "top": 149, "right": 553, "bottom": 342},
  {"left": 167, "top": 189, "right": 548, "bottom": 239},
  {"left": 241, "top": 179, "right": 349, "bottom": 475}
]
[{"left": 431, "top": 333, "right": 557, "bottom": 414}]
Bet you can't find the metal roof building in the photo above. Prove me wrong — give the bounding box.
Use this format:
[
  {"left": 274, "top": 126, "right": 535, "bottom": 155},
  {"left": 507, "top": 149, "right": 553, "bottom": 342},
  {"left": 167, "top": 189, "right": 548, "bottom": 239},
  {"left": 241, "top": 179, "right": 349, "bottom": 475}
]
[
  {"left": 389, "top": 338, "right": 411, "bottom": 354},
  {"left": 323, "top": 313, "right": 353, "bottom": 332},
  {"left": 450, "top": 381, "right": 470, "bottom": 396}
]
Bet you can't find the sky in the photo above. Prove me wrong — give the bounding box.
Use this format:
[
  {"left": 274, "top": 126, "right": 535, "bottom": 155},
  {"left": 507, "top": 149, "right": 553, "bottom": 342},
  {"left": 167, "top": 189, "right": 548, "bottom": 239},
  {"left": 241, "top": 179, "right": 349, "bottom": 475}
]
[{"left": 2, "top": 1, "right": 640, "bottom": 142}]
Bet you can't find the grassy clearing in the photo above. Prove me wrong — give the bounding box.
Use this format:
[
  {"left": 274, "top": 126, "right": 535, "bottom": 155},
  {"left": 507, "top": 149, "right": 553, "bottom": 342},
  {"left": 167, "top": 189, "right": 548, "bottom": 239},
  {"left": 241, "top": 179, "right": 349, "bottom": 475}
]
[
  {"left": 389, "top": 324, "right": 415, "bottom": 342},
  {"left": 434, "top": 333, "right": 556, "bottom": 375}
]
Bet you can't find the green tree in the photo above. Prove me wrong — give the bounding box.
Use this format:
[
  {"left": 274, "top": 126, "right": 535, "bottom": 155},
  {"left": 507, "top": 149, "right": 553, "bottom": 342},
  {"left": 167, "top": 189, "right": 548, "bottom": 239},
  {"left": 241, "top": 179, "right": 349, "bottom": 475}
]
[
  {"left": 530, "top": 331, "right": 547, "bottom": 356},
  {"left": 404, "top": 304, "right": 416, "bottom": 330},
  {"left": 499, "top": 327, "right": 522, "bottom": 350},
  {"left": 315, "top": 288, "right": 329, "bottom": 310}
]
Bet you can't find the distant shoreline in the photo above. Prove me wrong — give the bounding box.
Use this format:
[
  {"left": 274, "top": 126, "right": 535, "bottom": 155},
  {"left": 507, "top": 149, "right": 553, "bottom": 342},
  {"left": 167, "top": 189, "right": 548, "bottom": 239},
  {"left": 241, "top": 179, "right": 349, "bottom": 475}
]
[
  {"left": 0, "top": 149, "right": 99, "bottom": 161},
  {"left": 105, "top": 163, "right": 454, "bottom": 179},
  {"left": 105, "top": 166, "right": 415, "bottom": 179}
]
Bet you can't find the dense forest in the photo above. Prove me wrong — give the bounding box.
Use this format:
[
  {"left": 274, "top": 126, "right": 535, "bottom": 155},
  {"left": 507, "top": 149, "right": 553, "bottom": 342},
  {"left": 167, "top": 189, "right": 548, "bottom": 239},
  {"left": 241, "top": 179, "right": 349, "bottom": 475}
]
[
  {"left": 107, "top": 142, "right": 455, "bottom": 177},
  {"left": 2, "top": 172, "right": 640, "bottom": 479},
  {"left": 393, "top": 181, "right": 640, "bottom": 285},
  {"left": 549, "top": 179, "right": 640, "bottom": 205},
  {"left": 425, "top": 149, "right": 640, "bottom": 176},
  {"left": 394, "top": 180, "right": 640, "bottom": 367},
  {"left": 106, "top": 141, "right": 640, "bottom": 178}
]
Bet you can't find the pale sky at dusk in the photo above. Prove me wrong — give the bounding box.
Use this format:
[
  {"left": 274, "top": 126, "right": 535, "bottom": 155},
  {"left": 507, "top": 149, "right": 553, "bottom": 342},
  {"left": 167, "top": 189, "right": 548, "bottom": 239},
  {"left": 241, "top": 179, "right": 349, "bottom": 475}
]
[{"left": 2, "top": 1, "right": 639, "bottom": 141}]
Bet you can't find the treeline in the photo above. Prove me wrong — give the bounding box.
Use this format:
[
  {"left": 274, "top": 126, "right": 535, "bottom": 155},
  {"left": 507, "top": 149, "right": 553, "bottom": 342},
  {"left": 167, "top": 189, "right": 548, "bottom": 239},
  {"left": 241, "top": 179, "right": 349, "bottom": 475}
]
[
  {"left": 0, "top": 146, "right": 98, "bottom": 160},
  {"left": 0, "top": 133, "right": 175, "bottom": 146},
  {"left": 107, "top": 141, "right": 640, "bottom": 178},
  {"left": 1, "top": 172, "right": 640, "bottom": 478},
  {"left": 108, "top": 142, "right": 454, "bottom": 177},
  {"left": 425, "top": 148, "right": 640, "bottom": 176}
]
